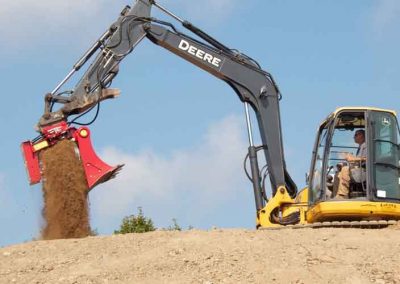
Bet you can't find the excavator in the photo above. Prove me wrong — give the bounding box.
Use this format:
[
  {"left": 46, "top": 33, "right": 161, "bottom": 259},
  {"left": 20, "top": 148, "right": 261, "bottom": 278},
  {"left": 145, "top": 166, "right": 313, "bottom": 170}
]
[{"left": 21, "top": 0, "right": 400, "bottom": 228}]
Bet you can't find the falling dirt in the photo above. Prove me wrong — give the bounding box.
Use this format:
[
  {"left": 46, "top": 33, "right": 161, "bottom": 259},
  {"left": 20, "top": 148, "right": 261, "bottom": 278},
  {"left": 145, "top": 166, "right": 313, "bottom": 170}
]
[{"left": 39, "top": 139, "right": 91, "bottom": 239}]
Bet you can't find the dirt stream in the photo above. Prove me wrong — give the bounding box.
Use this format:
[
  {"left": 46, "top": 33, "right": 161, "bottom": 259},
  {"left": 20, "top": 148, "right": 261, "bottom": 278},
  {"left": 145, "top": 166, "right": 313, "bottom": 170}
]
[{"left": 40, "top": 139, "right": 91, "bottom": 239}]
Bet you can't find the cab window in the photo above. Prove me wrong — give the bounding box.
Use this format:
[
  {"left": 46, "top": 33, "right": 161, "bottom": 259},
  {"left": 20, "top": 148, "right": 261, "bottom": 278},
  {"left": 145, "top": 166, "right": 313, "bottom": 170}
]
[{"left": 326, "top": 112, "right": 366, "bottom": 199}]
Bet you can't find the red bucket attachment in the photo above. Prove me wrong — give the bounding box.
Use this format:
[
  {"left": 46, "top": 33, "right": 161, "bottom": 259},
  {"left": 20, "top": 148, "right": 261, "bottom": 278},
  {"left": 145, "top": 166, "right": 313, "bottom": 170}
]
[
  {"left": 21, "top": 141, "right": 41, "bottom": 185},
  {"left": 73, "top": 127, "right": 123, "bottom": 189},
  {"left": 21, "top": 124, "right": 123, "bottom": 190}
]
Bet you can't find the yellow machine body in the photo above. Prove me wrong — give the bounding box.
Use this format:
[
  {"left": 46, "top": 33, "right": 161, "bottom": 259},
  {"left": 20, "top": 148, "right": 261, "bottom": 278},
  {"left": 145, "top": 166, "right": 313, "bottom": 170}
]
[{"left": 257, "top": 107, "right": 400, "bottom": 228}]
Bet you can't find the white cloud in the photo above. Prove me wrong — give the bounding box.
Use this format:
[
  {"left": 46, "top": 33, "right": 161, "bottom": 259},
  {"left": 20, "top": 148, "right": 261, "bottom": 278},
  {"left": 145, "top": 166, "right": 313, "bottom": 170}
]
[
  {"left": 0, "top": 0, "right": 115, "bottom": 50},
  {"left": 371, "top": 0, "right": 400, "bottom": 37},
  {"left": 89, "top": 115, "right": 253, "bottom": 229}
]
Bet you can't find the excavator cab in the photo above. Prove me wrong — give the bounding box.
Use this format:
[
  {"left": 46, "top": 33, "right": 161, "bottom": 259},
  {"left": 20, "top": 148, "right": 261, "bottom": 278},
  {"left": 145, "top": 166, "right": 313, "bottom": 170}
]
[{"left": 306, "top": 107, "right": 400, "bottom": 222}]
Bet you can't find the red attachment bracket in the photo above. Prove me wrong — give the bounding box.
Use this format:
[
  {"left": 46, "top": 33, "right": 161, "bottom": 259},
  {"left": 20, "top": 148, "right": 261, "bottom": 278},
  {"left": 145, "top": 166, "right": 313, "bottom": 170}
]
[
  {"left": 21, "top": 124, "right": 123, "bottom": 190},
  {"left": 21, "top": 141, "right": 41, "bottom": 185},
  {"left": 41, "top": 121, "right": 69, "bottom": 141},
  {"left": 73, "top": 127, "right": 123, "bottom": 190}
]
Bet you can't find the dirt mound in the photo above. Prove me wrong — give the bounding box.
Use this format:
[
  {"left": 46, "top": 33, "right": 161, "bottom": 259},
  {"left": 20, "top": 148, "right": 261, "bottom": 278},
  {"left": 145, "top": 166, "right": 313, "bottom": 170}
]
[
  {"left": 40, "top": 139, "right": 91, "bottom": 239},
  {"left": 1, "top": 227, "right": 400, "bottom": 283}
]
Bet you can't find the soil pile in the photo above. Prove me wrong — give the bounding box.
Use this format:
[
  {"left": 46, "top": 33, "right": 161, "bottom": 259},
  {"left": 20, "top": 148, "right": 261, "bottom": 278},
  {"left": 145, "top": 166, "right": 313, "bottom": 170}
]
[
  {"left": 40, "top": 139, "right": 91, "bottom": 239},
  {"left": 1, "top": 227, "right": 400, "bottom": 283}
]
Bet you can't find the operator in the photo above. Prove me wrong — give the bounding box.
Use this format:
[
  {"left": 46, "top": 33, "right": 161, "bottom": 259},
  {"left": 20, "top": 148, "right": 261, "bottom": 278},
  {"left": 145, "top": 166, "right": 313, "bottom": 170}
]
[
  {"left": 331, "top": 163, "right": 343, "bottom": 198},
  {"left": 335, "top": 129, "right": 366, "bottom": 199}
]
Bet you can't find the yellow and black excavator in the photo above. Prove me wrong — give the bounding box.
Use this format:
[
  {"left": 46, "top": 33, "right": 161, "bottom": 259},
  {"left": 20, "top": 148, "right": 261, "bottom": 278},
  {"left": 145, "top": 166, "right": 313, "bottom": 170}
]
[
  {"left": 21, "top": 0, "right": 400, "bottom": 228},
  {"left": 260, "top": 107, "right": 400, "bottom": 228}
]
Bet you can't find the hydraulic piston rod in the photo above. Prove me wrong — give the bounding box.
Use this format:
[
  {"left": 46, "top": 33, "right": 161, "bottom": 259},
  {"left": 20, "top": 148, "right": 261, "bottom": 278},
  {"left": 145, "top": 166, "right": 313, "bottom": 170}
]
[{"left": 244, "top": 103, "right": 264, "bottom": 211}]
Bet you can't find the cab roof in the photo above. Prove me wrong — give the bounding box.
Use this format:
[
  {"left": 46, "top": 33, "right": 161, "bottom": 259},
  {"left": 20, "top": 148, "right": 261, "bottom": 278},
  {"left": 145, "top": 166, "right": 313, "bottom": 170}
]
[
  {"left": 332, "top": 107, "right": 396, "bottom": 117},
  {"left": 319, "top": 107, "right": 397, "bottom": 128}
]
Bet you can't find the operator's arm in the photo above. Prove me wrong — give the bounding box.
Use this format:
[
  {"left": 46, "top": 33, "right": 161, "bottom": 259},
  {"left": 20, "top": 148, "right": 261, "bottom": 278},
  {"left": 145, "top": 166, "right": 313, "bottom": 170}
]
[
  {"left": 345, "top": 154, "right": 366, "bottom": 165},
  {"left": 346, "top": 155, "right": 366, "bottom": 162},
  {"left": 346, "top": 142, "right": 367, "bottom": 162}
]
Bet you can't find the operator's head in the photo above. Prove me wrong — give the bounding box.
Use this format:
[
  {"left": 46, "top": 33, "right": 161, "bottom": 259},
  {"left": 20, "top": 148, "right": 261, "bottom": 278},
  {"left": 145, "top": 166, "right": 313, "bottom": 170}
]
[{"left": 354, "top": 129, "right": 365, "bottom": 144}]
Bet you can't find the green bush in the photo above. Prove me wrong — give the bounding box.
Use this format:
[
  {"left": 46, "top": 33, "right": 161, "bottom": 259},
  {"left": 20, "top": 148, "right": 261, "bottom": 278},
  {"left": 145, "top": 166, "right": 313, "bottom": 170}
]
[
  {"left": 114, "top": 207, "right": 156, "bottom": 234},
  {"left": 167, "top": 218, "right": 182, "bottom": 231}
]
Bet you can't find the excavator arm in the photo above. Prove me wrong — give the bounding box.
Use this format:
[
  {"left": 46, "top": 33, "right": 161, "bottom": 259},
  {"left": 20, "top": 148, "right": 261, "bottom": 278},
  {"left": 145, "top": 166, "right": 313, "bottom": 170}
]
[
  {"left": 142, "top": 22, "right": 298, "bottom": 204},
  {"left": 24, "top": 0, "right": 297, "bottom": 224}
]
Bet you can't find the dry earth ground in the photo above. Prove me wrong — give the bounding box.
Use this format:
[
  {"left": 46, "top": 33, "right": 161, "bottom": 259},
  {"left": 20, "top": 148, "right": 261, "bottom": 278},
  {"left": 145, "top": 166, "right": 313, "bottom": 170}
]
[{"left": 1, "top": 227, "right": 400, "bottom": 284}]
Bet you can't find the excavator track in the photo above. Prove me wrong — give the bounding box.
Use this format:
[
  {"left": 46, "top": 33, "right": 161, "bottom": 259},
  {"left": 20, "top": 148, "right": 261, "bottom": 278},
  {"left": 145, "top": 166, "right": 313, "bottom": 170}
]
[{"left": 262, "top": 220, "right": 400, "bottom": 230}]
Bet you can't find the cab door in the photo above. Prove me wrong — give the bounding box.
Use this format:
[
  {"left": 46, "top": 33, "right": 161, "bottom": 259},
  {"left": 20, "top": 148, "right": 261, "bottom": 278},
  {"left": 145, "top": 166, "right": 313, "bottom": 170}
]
[
  {"left": 368, "top": 111, "right": 400, "bottom": 201},
  {"left": 308, "top": 121, "right": 332, "bottom": 204}
]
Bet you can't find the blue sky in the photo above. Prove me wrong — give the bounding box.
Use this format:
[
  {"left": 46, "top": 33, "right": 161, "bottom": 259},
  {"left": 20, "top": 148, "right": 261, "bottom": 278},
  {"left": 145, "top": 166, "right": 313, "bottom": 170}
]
[{"left": 0, "top": 0, "right": 399, "bottom": 246}]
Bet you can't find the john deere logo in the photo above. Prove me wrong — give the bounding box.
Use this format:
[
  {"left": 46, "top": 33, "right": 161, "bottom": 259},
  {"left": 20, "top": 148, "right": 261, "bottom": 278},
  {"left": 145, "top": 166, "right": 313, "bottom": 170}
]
[{"left": 382, "top": 117, "right": 391, "bottom": 127}]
